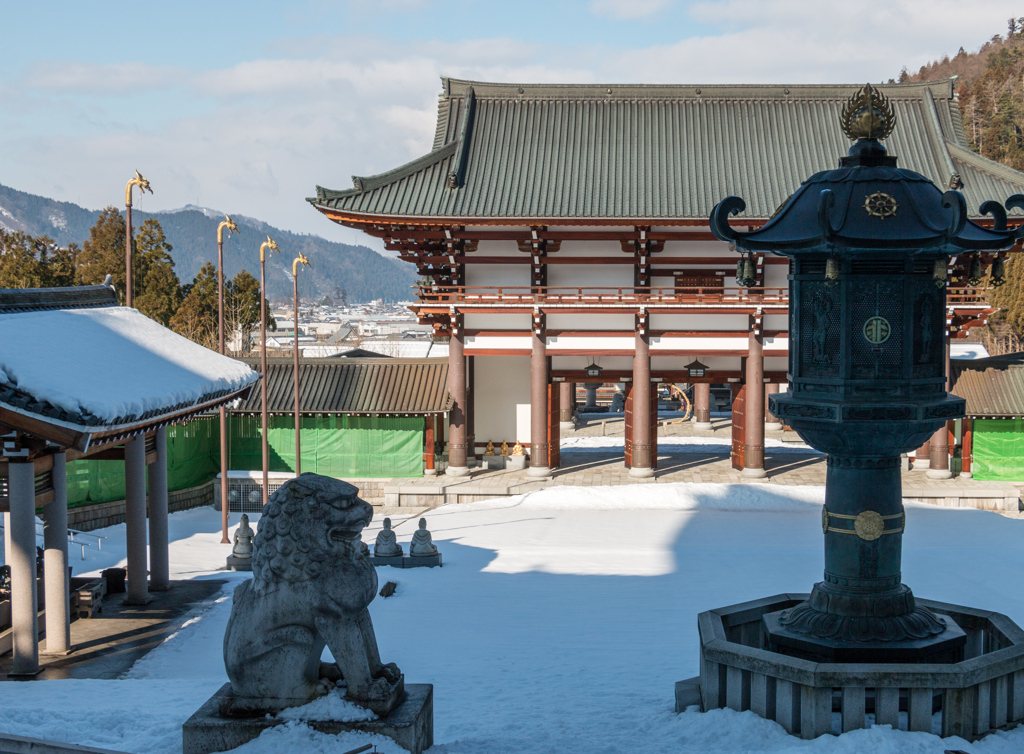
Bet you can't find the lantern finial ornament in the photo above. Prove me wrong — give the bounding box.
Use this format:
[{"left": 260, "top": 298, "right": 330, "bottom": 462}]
[{"left": 840, "top": 84, "right": 896, "bottom": 141}]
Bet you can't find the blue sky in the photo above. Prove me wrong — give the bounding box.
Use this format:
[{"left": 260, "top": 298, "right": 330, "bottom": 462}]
[{"left": 0, "top": 0, "right": 1013, "bottom": 249}]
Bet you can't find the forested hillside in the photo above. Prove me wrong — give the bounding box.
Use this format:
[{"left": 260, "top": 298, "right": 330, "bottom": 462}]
[
  {"left": 902, "top": 20, "right": 1024, "bottom": 171},
  {"left": 0, "top": 183, "right": 414, "bottom": 303}
]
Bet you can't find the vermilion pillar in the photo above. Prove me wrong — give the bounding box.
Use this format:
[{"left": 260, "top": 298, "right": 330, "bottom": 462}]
[
  {"left": 743, "top": 330, "right": 766, "bottom": 478},
  {"left": 693, "top": 382, "right": 712, "bottom": 431},
  {"left": 765, "top": 383, "right": 782, "bottom": 431},
  {"left": 630, "top": 329, "right": 653, "bottom": 478},
  {"left": 928, "top": 337, "right": 952, "bottom": 479},
  {"left": 528, "top": 328, "right": 551, "bottom": 477},
  {"left": 962, "top": 418, "right": 974, "bottom": 478},
  {"left": 559, "top": 381, "right": 574, "bottom": 431},
  {"left": 446, "top": 323, "right": 470, "bottom": 477}
]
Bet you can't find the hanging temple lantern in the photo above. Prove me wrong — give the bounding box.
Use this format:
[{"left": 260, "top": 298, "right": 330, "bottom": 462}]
[{"left": 711, "top": 84, "right": 1024, "bottom": 662}]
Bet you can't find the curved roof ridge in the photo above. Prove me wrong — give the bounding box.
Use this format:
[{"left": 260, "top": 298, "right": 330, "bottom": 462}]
[
  {"left": 947, "top": 140, "right": 1024, "bottom": 190},
  {"left": 311, "top": 140, "right": 457, "bottom": 204},
  {"left": 441, "top": 77, "right": 957, "bottom": 101}
]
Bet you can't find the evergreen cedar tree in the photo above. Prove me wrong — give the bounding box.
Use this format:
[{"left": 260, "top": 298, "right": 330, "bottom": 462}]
[
  {"left": 1, "top": 209, "right": 274, "bottom": 352},
  {"left": 902, "top": 22, "right": 1024, "bottom": 339}
]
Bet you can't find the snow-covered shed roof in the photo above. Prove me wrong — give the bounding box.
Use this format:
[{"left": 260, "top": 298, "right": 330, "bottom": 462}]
[{"left": 0, "top": 285, "right": 258, "bottom": 452}]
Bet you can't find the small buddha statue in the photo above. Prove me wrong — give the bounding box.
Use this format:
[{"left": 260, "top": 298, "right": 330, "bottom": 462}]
[
  {"left": 374, "top": 518, "right": 403, "bottom": 557},
  {"left": 232, "top": 514, "right": 255, "bottom": 559},
  {"left": 409, "top": 518, "right": 438, "bottom": 557},
  {"left": 484, "top": 441, "right": 496, "bottom": 456},
  {"left": 501, "top": 441, "right": 509, "bottom": 456},
  {"left": 512, "top": 441, "right": 524, "bottom": 456}
]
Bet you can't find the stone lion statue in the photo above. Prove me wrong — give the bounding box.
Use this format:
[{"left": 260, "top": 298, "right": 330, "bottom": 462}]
[{"left": 223, "top": 474, "right": 402, "bottom": 715}]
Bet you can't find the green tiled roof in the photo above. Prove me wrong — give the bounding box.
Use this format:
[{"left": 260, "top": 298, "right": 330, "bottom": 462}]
[{"left": 310, "top": 78, "right": 1024, "bottom": 222}]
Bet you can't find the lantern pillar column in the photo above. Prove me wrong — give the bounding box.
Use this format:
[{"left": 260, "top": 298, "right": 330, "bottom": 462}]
[
  {"left": 585, "top": 384, "right": 598, "bottom": 410},
  {"left": 43, "top": 452, "right": 71, "bottom": 655}
]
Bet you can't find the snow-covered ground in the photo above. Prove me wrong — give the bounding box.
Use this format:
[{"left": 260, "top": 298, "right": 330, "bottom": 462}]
[{"left": 2, "top": 485, "right": 1023, "bottom": 753}]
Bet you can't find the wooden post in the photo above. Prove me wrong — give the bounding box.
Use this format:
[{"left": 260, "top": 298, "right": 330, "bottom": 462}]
[
  {"left": 8, "top": 462, "right": 39, "bottom": 676},
  {"left": 744, "top": 330, "right": 766, "bottom": 478},
  {"left": 528, "top": 326, "right": 551, "bottom": 477},
  {"left": 630, "top": 327, "right": 653, "bottom": 478},
  {"left": 43, "top": 452, "right": 71, "bottom": 655},
  {"left": 446, "top": 320, "right": 469, "bottom": 476},
  {"left": 424, "top": 416, "right": 436, "bottom": 476},
  {"left": 148, "top": 427, "right": 170, "bottom": 591},
  {"left": 915, "top": 437, "right": 931, "bottom": 470},
  {"left": 731, "top": 383, "right": 746, "bottom": 471},
  {"left": 548, "top": 383, "right": 561, "bottom": 470},
  {"left": 466, "top": 355, "right": 476, "bottom": 466}
]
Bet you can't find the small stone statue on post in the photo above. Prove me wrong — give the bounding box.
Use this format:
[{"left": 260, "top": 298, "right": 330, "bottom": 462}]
[{"left": 226, "top": 514, "right": 255, "bottom": 571}]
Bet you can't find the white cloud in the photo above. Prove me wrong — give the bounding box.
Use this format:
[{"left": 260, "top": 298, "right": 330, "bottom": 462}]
[
  {"left": 23, "top": 62, "right": 185, "bottom": 95},
  {"left": 589, "top": 0, "right": 670, "bottom": 20}
]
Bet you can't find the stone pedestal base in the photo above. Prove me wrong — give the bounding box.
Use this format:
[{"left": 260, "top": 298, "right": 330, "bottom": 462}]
[
  {"left": 741, "top": 467, "right": 766, "bottom": 479},
  {"left": 559, "top": 421, "right": 575, "bottom": 432},
  {"left": 927, "top": 468, "right": 953, "bottom": 480},
  {"left": 763, "top": 608, "right": 966, "bottom": 664},
  {"left": 482, "top": 456, "right": 505, "bottom": 470},
  {"left": 628, "top": 466, "right": 653, "bottom": 479},
  {"left": 183, "top": 683, "right": 433, "bottom": 754},
  {"left": 370, "top": 554, "right": 442, "bottom": 568},
  {"left": 445, "top": 466, "right": 470, "bottom": 477},
  {"left": 525, "top": 463, "right": 549, "bottom": 477},
  {"left": 765, "top": 422, "right": 783, "bottom": 432},
  {"left": 507, "top": 455, "right": 527, "bottom": 470},
  {"left": 225, "top": 556, "right": 252, "bottom": 572},
  {"left": 692, "top": 422, "right": 713, "bottom": 431}
]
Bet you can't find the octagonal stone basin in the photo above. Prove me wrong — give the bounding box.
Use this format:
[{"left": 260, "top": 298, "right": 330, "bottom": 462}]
[{"left": 694, "top": 593, "right": 1024, "bottom": 740}]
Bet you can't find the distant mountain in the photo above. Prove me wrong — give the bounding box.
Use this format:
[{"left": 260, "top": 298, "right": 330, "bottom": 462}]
[{"left": 0, "top": 184, "right": 415, "bottom": 303}]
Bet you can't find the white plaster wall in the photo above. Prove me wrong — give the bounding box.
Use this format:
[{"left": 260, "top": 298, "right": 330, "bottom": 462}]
[
  {"left": 762, "top": 336, "right": 789, "bottom": 353},
  {"left": 547, "top": 313, "right": 635, "bottom": 331},
  {"left": 698, "top": 356, "right": 742, "bottom": 371},
  {"left": 472, "top": 239, "right": 521, "bottom": 258},
  {"left": 548, "top": 336, "right": 633, "bottom": 352},
  {"left": 465, "top": 264, "right": 528, "bottom": 287},
  {"left": 651, "top": 314, "right": 750, "bottom": 330},
  {"left": 466, "top": 336, "right": 531, "bottom": 351},
  {"left": 650, "top": 336, "right": 749, "bottom": 351},
  {"left": 547, "top": 264, "right": 633, "bottom": 288},
  {"left": 764, "top": 314, "right": 789, "bottom": 332},
  {"left": 764, "top": 357, "right": 789, "bottom": 372},
  {"left": 474, "top": 355, "right": 530, "bottom": 443},
  {"left": 465, "top": 313, "right": 530, "bottom": 330},
  {"left": 763, "top": 262, "right": 789, "bottom": 288}
]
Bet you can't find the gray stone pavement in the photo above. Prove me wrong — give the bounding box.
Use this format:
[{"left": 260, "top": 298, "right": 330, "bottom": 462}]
[{"left": 375, "top": 413, "right": 1022, "bottom": 514}]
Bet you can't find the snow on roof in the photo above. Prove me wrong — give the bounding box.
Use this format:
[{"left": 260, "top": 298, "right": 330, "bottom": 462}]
[
  {"left": 950, "top": 342, "right": 991, "bottom": 360},
  {"left": 0, "top": 306, "right": 257, "bottom": 426}
]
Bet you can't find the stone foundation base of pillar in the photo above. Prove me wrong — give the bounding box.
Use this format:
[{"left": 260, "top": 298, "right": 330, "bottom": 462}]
[
  {"left": 123, "top": 596, "right": 153, "bottom": 607},
  {"left": 927, "top": 468, "right": 953, "bottom": 480},
  {"left": 914, "top": 458, "right": 931, "bottom": 470},
  {"left": 423, "top": 469, "right": 437, "bottom": 477},
  {"left": 559, "top": 421, "right": 575, "bottom": 432},
  {"left": 741, "top": 467, "right": 766, "bottom": 479},
  {"left": 150, "top": 582, "right": 173, "bottom": 593},
  {"left": 765, "top": 422, "right": 783, "bottom": 432},
  {"left": 692, "top": 422, "right": 713, "bottom": 431},
  {"left": 961, "top": 471, "right": 973, "bottom": 479},
  {"left": 445, "top": 466, "right": 470, "bottom": 478},
  {"left": 526, "top": 465, "right": 551, "bottom": 478},
  {"left": 628, "top": 466, "right": 654, "bottom": 479}
]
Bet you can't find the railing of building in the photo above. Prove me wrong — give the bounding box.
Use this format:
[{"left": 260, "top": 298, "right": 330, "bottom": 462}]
[{"left": 419, "top": 286, "right": 993, "bottom": 307}]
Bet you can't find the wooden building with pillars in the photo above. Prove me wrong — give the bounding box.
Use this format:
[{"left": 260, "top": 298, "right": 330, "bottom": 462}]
[
  {"left": 310, "top": 78, "right": 1024, "bottom": 479},
  {"left": 0, "top": 285, "right": 256, "bottom": 676}
]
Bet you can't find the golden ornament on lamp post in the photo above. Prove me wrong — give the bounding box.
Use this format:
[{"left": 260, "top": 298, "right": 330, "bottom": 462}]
[
  {"left": 292, "top": 253, "right": 311, "bottom": 475},
  {"left": 124, "top": 170, "right": 152, "bottom": 308},
  {"left": 258, "top": 236, "right": 279, "bottom": 507},
  {"left": 217, "top": 215, "right": 239, "bottom": 544}
]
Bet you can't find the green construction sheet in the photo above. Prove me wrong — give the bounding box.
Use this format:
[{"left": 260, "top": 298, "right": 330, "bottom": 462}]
[{"left": 972, "top": 419, "right": 1024, "bottom": 482}]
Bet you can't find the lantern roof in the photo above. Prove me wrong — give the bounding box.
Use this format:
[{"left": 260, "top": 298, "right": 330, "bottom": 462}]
[{"left": 710, "top": 84, "right": 1024, "bottom": 256}]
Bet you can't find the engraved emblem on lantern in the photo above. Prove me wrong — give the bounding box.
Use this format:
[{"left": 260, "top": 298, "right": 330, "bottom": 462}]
[{"left": 863, "top": 316, "right": 891, "bottom": 345}]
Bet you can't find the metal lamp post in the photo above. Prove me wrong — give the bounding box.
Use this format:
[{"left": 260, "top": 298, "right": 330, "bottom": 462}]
[
  {"left": 217, "top": 215, "right": 239, "bottom": 544},
  {"left": 292, "top": 253, "right": 311, "bottom": 475},
  {"left": 259, "top": 236, "right": 279, "bottom": 506},
  {"left": 124, "top": 170, "right": 152, "bottom": 308},
  {"left": 710, "top": 84, "right": 1024, "bottom": 663}
]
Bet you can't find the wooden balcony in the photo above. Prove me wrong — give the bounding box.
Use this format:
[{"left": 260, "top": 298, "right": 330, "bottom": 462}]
[{"left": 419, "top": 286, "right": 789, "bottom": 307}]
